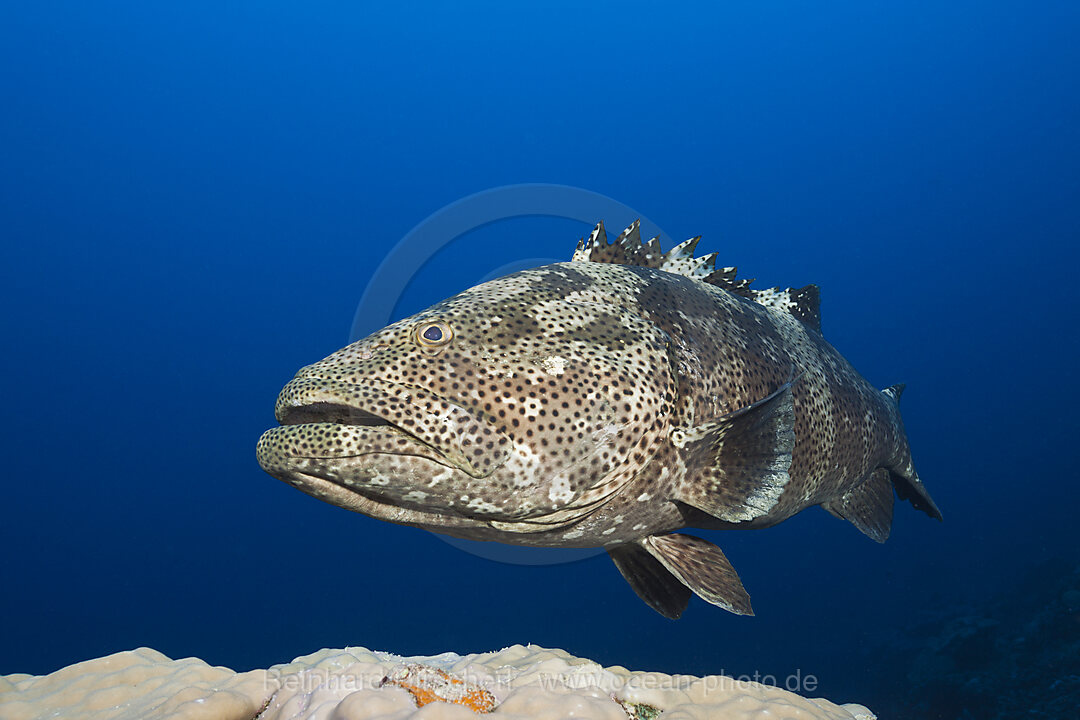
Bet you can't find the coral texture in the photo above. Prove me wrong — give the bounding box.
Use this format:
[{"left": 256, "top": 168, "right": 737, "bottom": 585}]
[{"left": 1, "top": 644, "right": 876, "bottom": 720}]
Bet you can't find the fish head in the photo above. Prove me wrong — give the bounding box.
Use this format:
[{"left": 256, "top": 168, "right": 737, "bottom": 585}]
[{"left": 257, "top": 263, "right": 677, "bottom": 533}]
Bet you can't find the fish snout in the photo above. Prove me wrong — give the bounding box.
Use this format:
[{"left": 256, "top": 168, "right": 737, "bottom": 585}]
[{"left": 272, "top": 375, "right": 512, "bottom": 478}]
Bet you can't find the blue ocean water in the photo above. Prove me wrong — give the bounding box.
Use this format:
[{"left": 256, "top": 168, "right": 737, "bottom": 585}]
[{"left": 2, "top": 1, "right": 1078, "bottom": 714}]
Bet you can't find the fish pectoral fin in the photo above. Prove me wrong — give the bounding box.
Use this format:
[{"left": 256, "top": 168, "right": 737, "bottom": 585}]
[
  {"left": 638, "top": 533, "right": 754, "bottom": 616},
  {"left": 607, "top": 543, "right": 692, "bottom": 620},
  {"left": 822, "top": 467, "right": 894, "bottom": 543},
  {"left": 673, "top": 380, "right": 796, "bottom": 523}
]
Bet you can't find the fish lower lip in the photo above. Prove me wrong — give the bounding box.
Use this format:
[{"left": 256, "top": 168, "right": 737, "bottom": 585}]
[{"left": 261, "top": 464, "right": 493, "bottom": 532}]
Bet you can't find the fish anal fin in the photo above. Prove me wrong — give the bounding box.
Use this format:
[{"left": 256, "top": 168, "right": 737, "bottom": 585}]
[
  {"left": 823, "top": 467, "right": 895, "bottom": 542},
  {"left": 607, "top": 543, "right": 691, "bottom": 620},
  {"left": 673, "top": 380, "right": 795, "bottom": 523},
  {"left": 640, "top": 533, "right": 753, "bottom": 615}
]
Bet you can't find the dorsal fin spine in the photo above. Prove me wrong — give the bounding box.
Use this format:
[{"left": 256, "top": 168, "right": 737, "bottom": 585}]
[{"left": 571, "top": 219, "right": 822, "bottom": 332}]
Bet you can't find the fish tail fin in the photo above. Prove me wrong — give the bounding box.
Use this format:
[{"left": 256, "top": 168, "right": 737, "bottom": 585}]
[
  {"left": 881, "top": 384, "right": 943, "bottom": 521},
  {"left": 889, "top": 465, "right": 942, "bottom": 521}
]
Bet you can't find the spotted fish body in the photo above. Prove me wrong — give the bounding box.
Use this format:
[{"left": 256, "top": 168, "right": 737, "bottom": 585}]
[{"left": 257, "top": 221, "right": 941, "bottom": 618}]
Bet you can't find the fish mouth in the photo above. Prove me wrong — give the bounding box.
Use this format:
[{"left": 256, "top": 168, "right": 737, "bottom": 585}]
[
  {"left": 277, "top": 401, "right": 395, "bottom": 429},
  {"left": 261, "top": 376, "right": 512, "bottom": 479}
]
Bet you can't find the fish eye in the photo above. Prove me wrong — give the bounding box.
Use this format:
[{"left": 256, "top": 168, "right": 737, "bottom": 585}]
[{"left": 415, "top": 320, "right": 453, "bottom": 348}]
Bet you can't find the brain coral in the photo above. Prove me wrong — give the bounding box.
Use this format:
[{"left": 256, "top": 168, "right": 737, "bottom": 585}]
[{"left": 0, "top": 644, "right": 875, "bottom": 720}]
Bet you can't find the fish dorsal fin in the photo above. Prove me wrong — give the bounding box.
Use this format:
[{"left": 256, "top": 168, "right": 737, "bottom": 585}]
[
  {"left": 572, "top": 221, "right": 822, "bottom": 331},
  {"left": 670, "top": 378, "right": 796, "bottom": 523},
  {"left": 572, "top": 220, "right": 664, "bottom": 268},
  {"left": 882, "top": 383, "right": 906, "bottom": 402},
  {"left": 572, "top": 220, "right": 753, "bottom": 296},
  {"left": 748, "top": 284, "right": 822, "bottom": 332}
]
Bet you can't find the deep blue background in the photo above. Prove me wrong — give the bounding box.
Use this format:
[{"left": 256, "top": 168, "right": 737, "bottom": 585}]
[{"left": 2, "top": 0, "right": 1078, "bottom": 707}]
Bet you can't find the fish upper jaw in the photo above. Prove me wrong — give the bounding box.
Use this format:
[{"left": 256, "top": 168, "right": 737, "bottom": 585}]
[{"left": 270, "top": 374, "right": 512, "bottom": 478}]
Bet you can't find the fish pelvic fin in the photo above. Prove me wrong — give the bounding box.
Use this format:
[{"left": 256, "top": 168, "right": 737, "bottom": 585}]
[
  {"left": 822, "top": 468, "right": 895, "bottom": 542},
  {"left": 672, "top": 379, "right": 796, "bottom": 523},
  {"left": 638, "top": 533, "right": 753, "bottom": 616},
  {"left": 607, "top": 543, "right": 692, "bottom": 620}
]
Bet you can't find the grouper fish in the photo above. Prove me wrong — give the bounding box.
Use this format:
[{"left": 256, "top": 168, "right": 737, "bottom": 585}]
[{"left": 257, "top": 221, "right": 942, "bottom": 618}]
